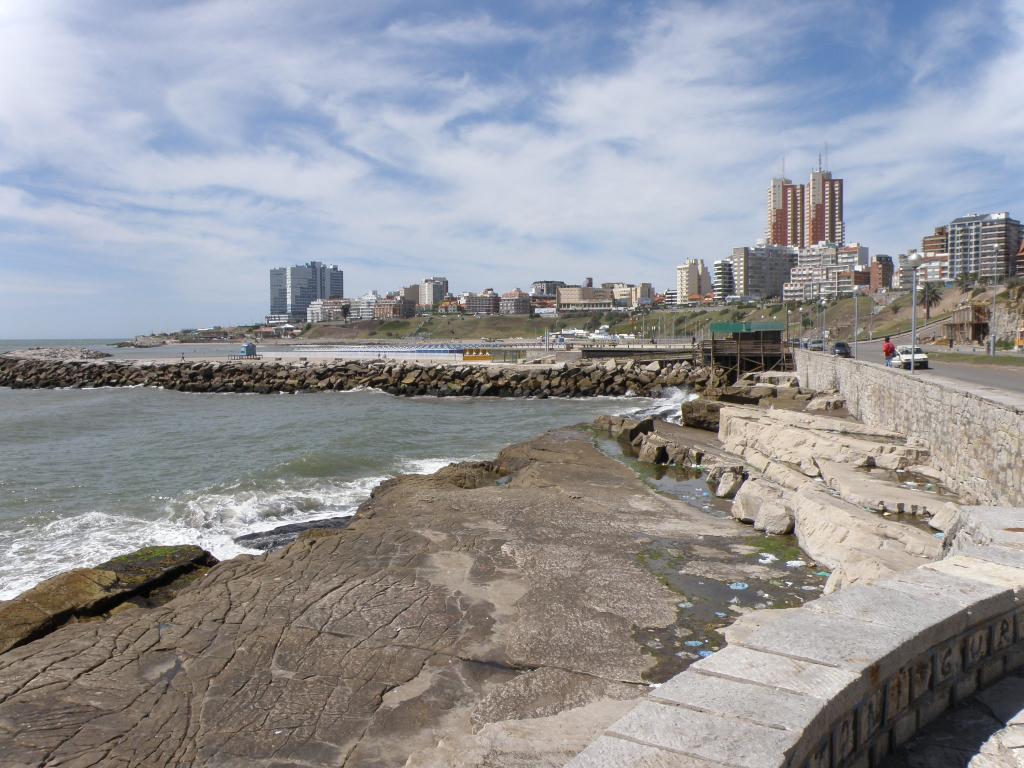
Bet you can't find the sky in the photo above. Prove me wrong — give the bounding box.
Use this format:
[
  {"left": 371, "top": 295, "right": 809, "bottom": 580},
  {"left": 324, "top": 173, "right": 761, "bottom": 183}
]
[{"left": 2, "top": 0, "right": 1024, "bottom": 338}]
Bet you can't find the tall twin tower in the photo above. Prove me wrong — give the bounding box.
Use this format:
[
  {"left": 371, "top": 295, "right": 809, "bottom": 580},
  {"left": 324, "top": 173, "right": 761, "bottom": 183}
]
[{"left": 766, "top": 161, "right": 845, "bottom": 248}]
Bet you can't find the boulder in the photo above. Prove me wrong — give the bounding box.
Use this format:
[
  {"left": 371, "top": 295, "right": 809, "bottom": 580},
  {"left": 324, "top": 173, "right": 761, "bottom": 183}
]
[
  {"left": 714, "top": 470, "right": 746, "bottom": 499},
  {"left": 637, "top": 434, "right": 671, "bottom": 465},
  {"left": 0, "top": 545, "right": 216, "bottom": 655},
  {"left": 805, "top": 392, "right": 845, "bottom": 411},
  {"left": 731, "top": 478, "right": 785, "bottom": 525},
  {"left": 613, "top": 416, "right": 654, "bottom": 443},
  {"left": 753, "top": 500, "right": 794, "bottom": 535},
  {"left": 679, "top": 398, "right": 724, "bottom": 431}
]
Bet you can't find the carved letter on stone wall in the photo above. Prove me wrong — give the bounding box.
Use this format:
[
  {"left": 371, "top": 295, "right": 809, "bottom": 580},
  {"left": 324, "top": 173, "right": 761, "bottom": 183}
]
[
  {"left": 885, "top": 667, "right": 911, "bottom": 723},
  {"left": 995, "top": 615, "right": 1014, "bottom": 652},
  {"left": 833, "top": 712, "right": 856, "bottom": 763},
  {"left": 935, "top": 641, "right": 962, "bottom": 685},
  {"left": 856, "top": 689, "right": 884, "bottom": 748},
  {"left": 965, "top": 627, "right": 991, "bottom": 669},
  {"left": 910, "top": 657, "right": 933, "bottom": 701}
]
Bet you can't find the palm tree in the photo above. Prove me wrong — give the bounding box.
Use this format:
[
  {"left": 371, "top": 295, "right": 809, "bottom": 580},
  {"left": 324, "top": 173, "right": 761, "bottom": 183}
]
[{"left": 920, "top": 281, "right": 943, "bottom": 321}]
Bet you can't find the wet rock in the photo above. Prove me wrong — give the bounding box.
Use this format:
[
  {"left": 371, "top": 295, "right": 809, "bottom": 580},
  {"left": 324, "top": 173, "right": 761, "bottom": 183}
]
[
  {"left": 714, "top": 470, "right": 746, "bottom": 499},
  {"left": 680, "top": 398, "right": 724, "bottom": 431},
  {"left": 0, "top": 429, "right": 743, "bottom": 767},
  {"left": 233, "top": 517, "right": 355, "bottom": 551},
  {"left": 637, "top": 433, "right": 671, "bottom": 465},
  {"left": 0, "top": 545, "right": 216, "bottom": 655}
]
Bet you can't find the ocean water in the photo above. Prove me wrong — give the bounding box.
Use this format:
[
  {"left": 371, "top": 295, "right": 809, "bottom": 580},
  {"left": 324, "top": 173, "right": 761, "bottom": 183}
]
[{"left": 0, "top": 384, "right": 685, "bottom": 599}]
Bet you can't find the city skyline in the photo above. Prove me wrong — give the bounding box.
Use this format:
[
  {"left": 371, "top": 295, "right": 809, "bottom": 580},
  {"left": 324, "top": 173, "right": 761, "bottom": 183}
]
[{"left": 2, "top": 0, "right": 1024, "bottom": 337}]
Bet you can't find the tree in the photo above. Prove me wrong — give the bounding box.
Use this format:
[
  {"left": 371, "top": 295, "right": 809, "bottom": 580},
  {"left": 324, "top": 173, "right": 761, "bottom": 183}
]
[
  {"left": 801, "top": 314, "right": 813, "bottom": 330},
  {"left": 920, "top": 281, "right": 943, "bottom": 321},
  {"left": 956, "top": 272, "right": 974, "bottom": 294}
]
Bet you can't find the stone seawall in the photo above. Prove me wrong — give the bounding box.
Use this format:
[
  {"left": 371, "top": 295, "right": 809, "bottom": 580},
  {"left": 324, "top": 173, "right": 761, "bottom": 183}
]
[
  {"left": 793, "top": 349, "right": 1024, "bottom": 507},
  {"left": 569, "top": 506, "right": 1024, "bottom": 768},
  {"left": 0, "top": 356, "right": 719, "bottom": 398}
]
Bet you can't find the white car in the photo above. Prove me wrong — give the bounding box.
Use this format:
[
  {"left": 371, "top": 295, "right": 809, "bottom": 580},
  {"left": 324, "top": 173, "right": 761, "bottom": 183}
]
[{"left": 893, "top": 345, "right": 928, "bottom": 369}]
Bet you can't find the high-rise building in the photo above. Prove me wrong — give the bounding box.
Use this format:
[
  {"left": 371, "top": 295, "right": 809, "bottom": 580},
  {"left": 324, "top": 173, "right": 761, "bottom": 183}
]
[
  {"left": 419, "top": 276, "right": 449, "bottom": 307},
  {"left": 805, "top": 167, "right": 844, "bottom": 247},
  {"left": 712, "top": 260, "right": 735, "bottom": 299},
  {"left": 729, "top": 244, "right": 796, "bottom": 299},
  {"left": 765, "top": 164, "right": 844, "bottom": 248},
  {"left": 676, "top": 259, "right": 712, "bottom": 302},
  {"left": 269, "top": 261, "right": 344, "bottom": 323},
  {"left": 766, "top": 177, "right": 805, "bottom": 247},
  {"left": 945, "top": 212, "right": 1022, "bottom": 280},
  {"left": 922, "top": 226, "right": 948, "bottom": 254},
  {"left": 869, "top": 255, "right": 894, "bottom": 293}
]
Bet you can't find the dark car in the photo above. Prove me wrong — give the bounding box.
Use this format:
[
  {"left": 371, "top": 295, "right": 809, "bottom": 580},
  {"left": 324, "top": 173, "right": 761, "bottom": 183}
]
[{"left": 831, "top": 341, "right": 852, "bottom": 358}]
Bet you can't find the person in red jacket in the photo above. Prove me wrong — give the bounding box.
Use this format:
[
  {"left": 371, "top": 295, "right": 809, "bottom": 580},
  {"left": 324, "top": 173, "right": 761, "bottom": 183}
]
[{"left": 882, "top": 337, "right": 896, "bottom": 367}]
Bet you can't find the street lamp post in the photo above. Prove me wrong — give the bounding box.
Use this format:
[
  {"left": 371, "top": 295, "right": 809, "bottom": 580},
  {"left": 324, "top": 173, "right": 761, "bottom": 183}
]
[
  {"left": 786, "top": 309, "right": 792, "bottom": 347},
  {"left": 907, "top": 252, "right": 923, "bottom": 373},
  {"left": 820, "top": 299, "right": 827, "bottom": 350},
  {"left": 991, "top": 277, "right": 999, "bottom": 356},
  {"left": 853, "top": 290, "right": 859, "bottom": 359}
]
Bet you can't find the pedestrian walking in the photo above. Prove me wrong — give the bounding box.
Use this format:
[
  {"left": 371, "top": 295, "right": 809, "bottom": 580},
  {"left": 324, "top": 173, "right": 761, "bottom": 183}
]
[{"left": 882, "top": 337, "right": 896, "bottom": 367}]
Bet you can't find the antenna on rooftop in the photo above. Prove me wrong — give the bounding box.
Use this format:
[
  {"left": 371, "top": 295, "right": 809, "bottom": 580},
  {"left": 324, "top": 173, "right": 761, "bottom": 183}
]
[
  {"left": 825, "top": 141, "right": 829, "bottom": 170},
  {"left": 781, "top": 154, "right": 786, "bottom": 178}
]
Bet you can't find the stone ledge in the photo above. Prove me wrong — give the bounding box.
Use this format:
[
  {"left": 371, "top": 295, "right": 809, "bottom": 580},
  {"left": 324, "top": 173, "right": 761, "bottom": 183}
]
[{"left": 566, "top": 509, "right": 1024, "bottom": 768}]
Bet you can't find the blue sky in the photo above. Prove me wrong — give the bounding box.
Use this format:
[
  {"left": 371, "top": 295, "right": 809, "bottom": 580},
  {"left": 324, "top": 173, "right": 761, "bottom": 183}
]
[{"left": 2, "top": 0, "right": 1023, "bottom": 337}]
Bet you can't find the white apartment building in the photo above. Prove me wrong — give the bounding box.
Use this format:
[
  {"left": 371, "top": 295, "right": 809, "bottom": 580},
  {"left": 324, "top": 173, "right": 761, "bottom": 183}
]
[
  {"left": 945, "top": 212, "right": 1022, "bottom": 280},
  {"left": 419, "top": 276, "right": 449, "bottom": 307},
  {"left": 269, "top": 261, "right": 344, "bottom": 323},
  {"left": 676, "top": 259, "right": 712, "bottom": 302},
  {"left": 782, "top": 242, "right": 870, "bottom": 301},
  {"left": 729, "top": 243, "right": 796, "bottom": 299},
  {"left": 712, "top": 260, "right": 735, "bottom": 299}
]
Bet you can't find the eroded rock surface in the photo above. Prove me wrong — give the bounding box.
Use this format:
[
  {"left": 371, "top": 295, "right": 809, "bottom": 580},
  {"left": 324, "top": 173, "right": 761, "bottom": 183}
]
[
  {"left": 0, "top": 545, "right": 216, "bottom": 655},
  {"left": 0, "top": 430, "right": 741, "bottom": 768}
]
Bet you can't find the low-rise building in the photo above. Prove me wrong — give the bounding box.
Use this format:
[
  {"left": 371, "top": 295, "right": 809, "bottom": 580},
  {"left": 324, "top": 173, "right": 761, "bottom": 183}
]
[
  {"left": 530, "top": 280, "right": 566, "bottom": 299},
  {"left": 556, "top": 285, "right": 614, "bottom": 312},
  {"left": 462, "top": 289, "right": 500, "bottom": 315},
  {"left": 348, "top": 292, "right": 380, "bottom": 320},
  {"left": 499, "top": 289, "right": 531, "bottom": 315},
  {"left": 373, "top": 296, "right": 415, "bottom": 319},
  {"left": 307, "top": 298, "right": 352, "bottom": 323}
]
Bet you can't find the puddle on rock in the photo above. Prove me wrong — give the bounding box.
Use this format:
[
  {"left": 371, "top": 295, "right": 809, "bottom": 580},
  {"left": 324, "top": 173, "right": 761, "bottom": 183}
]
[
  {"left": 592, "top": 433, "right": 830, "bottom": 683},
  {"left": 632, "top": 536, "right": 828, "bottom": 682},
  {"left": 595, "top": 435, "right": 733, "bottom": 518}
]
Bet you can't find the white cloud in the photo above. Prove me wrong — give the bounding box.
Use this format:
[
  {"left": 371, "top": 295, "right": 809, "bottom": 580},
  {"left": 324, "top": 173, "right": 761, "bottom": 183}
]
[{"left": 0, "top": 0, "right": 1023, "bottom": 336}]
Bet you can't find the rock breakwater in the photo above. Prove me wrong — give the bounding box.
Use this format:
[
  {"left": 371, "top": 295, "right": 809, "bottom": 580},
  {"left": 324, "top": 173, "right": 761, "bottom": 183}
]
[{"left": 0, "top": 356, "right": 722, "bottom": 397}]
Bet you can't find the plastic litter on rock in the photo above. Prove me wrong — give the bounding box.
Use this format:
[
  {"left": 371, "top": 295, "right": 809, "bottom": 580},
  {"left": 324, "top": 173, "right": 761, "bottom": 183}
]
[
  {"left": 683, "top": 640, "right": 704, "bottom": 647},
  {"left": 785, "top": 560, "right": 806, "bottom": 568},
  {"left": 758, "top": 553, "right": 778, "bottom": 564},
  {"left": 677, "top": 601, "right": 694, "bottom": 609},
  {"left": 698, "top": 650, "right": 714, "bottom": 658},
  {"left": 728, "top": 582, "right": 749, "bottom": 591}
]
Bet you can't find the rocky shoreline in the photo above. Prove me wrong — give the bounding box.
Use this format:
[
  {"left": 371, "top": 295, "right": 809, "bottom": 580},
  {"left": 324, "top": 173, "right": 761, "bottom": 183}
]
[
  {"left": 0, "top": 355, "right": 723, "bottom": 397},
  {"left": 0, "top": 373, "right": 970, "bottom": 767}
]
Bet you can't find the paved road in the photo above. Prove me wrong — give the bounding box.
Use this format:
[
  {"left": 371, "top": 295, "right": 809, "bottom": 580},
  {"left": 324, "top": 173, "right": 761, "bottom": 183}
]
[{"left": 813, "top": 342, "right": 1024, "bottom": 397}]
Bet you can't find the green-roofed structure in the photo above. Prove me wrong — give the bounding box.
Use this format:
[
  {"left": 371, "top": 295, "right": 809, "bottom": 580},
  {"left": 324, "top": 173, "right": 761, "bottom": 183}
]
[{"left": 702, "top": 321, "right": 790, "bottom": 378}]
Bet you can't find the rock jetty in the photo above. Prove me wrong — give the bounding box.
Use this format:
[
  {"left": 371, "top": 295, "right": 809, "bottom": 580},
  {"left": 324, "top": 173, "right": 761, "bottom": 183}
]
[{"left": 0, "top": 356, "right": 723, "bottom": 397}]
